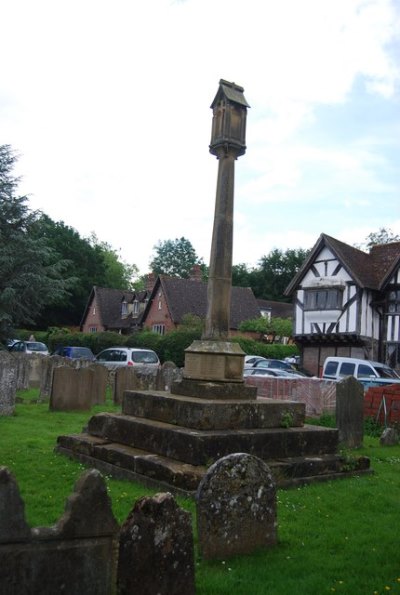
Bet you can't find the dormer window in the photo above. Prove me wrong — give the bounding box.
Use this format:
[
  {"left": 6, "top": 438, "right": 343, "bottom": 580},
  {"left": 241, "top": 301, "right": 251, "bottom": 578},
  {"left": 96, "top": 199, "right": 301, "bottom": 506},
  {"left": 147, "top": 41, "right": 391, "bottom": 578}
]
[
  {"left": 121, "top": 301, "right": 128, "bottom": 317},
  {"left": 132, "top": 300, "right": 139, "bottom": 314}
]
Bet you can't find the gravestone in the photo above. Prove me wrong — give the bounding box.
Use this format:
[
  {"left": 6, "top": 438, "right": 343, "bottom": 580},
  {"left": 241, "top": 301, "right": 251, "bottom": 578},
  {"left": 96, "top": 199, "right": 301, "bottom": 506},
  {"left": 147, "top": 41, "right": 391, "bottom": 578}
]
[
  {"left": 0, "top": 351, "right": 17, "bottom": 416},
  {"left": 336, "top": 376, "right": 364, "bottom": 448},
  {"left": 117, "top": 492, "right": 195, "bottom": 595},
  {"left": 380, "top": 427, "right": 399, "bottom": 446},
  {"left": 39, "top": 355, "right": 73, "bottom": 401},
  {"left": 89, "top": 363, "right": 108, "bottom": 405},
  {"left": 196, "top": 453, "right": 277, "bottom": 560},
  {"left": 0, "top": 468, "right": 119, "bottom": 595},
  {"left": 50, "top": 366, "right": 107, "bottom": 411}
]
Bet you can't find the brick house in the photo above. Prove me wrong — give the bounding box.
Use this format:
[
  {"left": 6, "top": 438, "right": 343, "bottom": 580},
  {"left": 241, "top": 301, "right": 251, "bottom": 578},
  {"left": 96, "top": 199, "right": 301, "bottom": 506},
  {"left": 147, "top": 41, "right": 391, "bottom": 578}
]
[
  {"left": 80, "top": 286, "right": 151, "bottom": 334},
  {"left": 141, "top": 275, "right": 261, "bottom": 336},
  {"left": 80, "top": 273, "right": 261, "bottom": 337},
  {"left": 285, "top": 233, "right": 400, "bottom": 376}
]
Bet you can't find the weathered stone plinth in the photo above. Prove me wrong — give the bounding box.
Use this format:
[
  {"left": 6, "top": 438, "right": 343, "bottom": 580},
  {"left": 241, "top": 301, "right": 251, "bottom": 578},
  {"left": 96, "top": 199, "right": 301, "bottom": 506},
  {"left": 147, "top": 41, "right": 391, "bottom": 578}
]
[
  {"left": 57, "top": 387, "right": 371, "bottom": 494},
  {"left": 183, "top": 340, "right": 245, "bottom": 384}
]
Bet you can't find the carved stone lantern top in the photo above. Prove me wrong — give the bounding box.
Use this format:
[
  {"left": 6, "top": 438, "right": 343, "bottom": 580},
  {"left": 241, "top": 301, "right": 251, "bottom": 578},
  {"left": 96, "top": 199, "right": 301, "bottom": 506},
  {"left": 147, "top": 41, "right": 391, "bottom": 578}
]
[{"left": 209, "top": 79, "right": 250, "bottom": 158}]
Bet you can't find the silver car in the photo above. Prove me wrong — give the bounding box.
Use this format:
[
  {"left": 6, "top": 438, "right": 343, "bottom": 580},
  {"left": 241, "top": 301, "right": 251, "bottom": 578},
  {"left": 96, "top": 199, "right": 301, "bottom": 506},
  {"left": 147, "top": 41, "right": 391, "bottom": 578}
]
[{"left": 95, "top": 347, "right": 160, "bottom": 369}]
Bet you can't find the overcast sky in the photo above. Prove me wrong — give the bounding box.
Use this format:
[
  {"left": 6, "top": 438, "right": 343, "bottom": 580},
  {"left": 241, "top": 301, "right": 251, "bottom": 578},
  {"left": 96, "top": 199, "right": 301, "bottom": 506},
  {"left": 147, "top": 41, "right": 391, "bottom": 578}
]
[{"left": 1, "top": 0, "right": 399, "bottom": 275}]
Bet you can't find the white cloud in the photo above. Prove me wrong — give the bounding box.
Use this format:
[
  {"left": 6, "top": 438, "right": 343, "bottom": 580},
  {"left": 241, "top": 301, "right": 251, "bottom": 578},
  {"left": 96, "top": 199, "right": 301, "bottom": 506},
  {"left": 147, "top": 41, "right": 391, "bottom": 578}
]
[{"left": 1, "top": 0, "right": 399, "bottom": 273}]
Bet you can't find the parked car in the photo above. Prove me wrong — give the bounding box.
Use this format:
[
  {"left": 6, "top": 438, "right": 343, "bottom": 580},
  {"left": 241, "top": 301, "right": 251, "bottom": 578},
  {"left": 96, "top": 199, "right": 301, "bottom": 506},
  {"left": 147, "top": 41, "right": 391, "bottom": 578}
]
[
  {"left": 244, "top": 355, "right": 267, "bottom": 366},
  {"left": 8, "top": 341, "right": 49, "bottom": 355},
  {"left": 251, "top": 359, "right": 296, "bottom": 372},
  {"left": 244, "top": 367, "right": 304, "bottom": 378},
  {"left": 95, "top": 347, "right": 160, "bottom": 369},
  {"left": 322, "top": 356, "right": 400, "bottom": 387},
  {"left": 285, "top": 355, "right": 301, "bottom": 366},
  {"left": 53, "top": 346, "right": 95, "bottom": 360}
]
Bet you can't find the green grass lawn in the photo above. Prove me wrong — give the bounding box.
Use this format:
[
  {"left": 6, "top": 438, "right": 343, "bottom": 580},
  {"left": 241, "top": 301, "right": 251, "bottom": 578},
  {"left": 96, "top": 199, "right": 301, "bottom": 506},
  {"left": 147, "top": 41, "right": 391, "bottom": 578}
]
[{"left": 1, "top": 390, "right": 400, "bottom": 594}]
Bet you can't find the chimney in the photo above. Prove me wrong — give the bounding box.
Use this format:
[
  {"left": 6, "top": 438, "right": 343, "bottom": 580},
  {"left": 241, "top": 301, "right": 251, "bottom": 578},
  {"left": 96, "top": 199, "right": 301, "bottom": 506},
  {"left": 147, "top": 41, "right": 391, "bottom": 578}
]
[
  {"left": 190, "top": 264, "right": 202, "bottom": 282},
  {"left": 145, "top": 272, "right": 156, "bottom": 291}
]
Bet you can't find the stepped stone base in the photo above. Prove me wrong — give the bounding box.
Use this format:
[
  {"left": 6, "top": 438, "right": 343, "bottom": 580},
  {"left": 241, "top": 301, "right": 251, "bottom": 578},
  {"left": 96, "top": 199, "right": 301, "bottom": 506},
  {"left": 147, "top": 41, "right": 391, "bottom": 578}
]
[{"left": 57, "top": 388, "right": 371, "bottom": 494}]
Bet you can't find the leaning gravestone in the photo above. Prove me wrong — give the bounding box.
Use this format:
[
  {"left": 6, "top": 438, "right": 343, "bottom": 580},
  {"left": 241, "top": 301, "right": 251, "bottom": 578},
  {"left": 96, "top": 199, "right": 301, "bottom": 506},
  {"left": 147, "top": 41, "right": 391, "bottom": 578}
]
[
  {"left": 336, "top": 376, "right": 364, "bottom": 448},
  {"left": 50, "top": 367, "right": 94, "bottom": 411},
  {"left": 196, "top": 453, "right": 277, "bottom": 560},
  {"left": 380, "top": 427, "right": 399, "bottom": 446},
  {"left": 117, "top": 492, "right": 195, "bottom": 595},
  {"left": 0, "top": 351, "right": 17, "bottom": 416}
]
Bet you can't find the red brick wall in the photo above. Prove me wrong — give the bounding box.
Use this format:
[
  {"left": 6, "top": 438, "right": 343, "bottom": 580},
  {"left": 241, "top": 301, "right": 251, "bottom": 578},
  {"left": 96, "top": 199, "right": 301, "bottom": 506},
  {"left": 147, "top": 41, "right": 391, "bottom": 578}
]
[
  {"left": 143, "top": 291, "right": 175, "bottom": 333},
  {"left": 81, "top": 296, "right": 104, "bottom": 333},
  {"left": 245, "top": 376, "right": 337, "bottom": 417},
  {"left": 364, "top": 384, "right": 400, "bottom": 424}
]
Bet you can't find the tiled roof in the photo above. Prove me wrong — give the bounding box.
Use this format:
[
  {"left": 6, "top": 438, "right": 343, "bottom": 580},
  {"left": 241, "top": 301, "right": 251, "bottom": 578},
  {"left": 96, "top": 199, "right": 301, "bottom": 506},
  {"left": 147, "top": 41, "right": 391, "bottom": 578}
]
[
  {"left": 257, "top": 299, "right": 293, "bottom": 319},
  {"left": 285, "top": 234, "right": 400, "bottom": 295},
  {"left": 157, "top": 276, "right": 260, "bottom": 329},
  {"left": 94, "top": 287, "right": 135, "bottom": 327}
]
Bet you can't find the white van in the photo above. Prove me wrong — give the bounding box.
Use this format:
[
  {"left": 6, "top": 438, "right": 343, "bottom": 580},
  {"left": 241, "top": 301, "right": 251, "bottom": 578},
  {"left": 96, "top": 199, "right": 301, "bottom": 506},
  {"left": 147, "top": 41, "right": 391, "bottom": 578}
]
[{"left": 322, "top": 357, "right": 400, "bottom": 387}]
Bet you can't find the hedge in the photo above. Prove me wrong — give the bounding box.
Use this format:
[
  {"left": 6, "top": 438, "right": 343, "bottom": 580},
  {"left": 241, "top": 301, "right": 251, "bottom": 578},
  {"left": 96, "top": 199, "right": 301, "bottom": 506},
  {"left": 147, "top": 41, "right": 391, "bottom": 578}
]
[{"left": 38, "top": 328, "right": 298, "bottom": 366}]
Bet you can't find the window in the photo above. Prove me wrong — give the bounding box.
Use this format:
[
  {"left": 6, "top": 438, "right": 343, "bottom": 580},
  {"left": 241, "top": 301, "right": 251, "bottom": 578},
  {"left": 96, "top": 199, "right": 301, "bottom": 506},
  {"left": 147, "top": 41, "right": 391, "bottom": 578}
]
[
  {"left": 304, "top": 289, "right": 342, "bottom": 310},
  {"left": 388, "top": 290, "right": 400, "bottom": 313},
  {"left": 121, "top": 301, "right": 128, "bottom": 316},
  {"left": 339, "top": 362, "right": 355, "bottom": 377},
  {"left": 152, "top": 324, "right": 165, "bottom": 335},
  {"left": 357, "top": 364, "right": 375, "bottom": 379},
  {"left": 133, "top": 300, "right": 139, "bottom": 314},
  {"left": 89, "top": 326, "right": 97, "bottom": 333}
]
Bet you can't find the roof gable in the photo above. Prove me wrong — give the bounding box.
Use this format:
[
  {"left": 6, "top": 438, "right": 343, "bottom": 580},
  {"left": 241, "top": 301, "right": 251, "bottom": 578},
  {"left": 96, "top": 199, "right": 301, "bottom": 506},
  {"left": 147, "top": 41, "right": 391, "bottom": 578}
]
[
  {"left": 146, "top": 276, "right": 260, "bottom": 329},
  {"left": 286, "top": 234, "right": 400, "bottom": 296}
]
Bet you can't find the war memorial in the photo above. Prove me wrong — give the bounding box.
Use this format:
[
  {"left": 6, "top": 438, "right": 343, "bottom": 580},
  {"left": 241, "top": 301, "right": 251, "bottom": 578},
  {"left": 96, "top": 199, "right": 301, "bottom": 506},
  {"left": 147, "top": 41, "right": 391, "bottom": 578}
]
[{"left": 57, "top": 80, "right": 369, "bottom": 494}]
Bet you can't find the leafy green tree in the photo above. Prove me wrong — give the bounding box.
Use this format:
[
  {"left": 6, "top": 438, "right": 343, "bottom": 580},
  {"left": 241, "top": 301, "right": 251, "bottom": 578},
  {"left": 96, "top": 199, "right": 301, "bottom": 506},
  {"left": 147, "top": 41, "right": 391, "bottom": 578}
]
[
  {"left": 232, "top": 263, "right": 253, "bottom": 288},
  {"left": 232, "top": 248, "right": 309, "bottom": 301},
  {"left": 30, "top": 218, "right": 140, "bottom": 326},
  {"left": 0, "top": 145, "right": 70, "bottom": 340},
  {"left": 254, "top": 248, "right": 309, "bottom": 301},
  {"left": 149, "top": 237, "right": 203, "bottom": 278},
  {"left": 89, "top": 233, "right": 139, "bottom": 290},
  {"left": 364, "top": 227, "right": 400, "bottom": 249},
  {"left": 239, "top": 316, "right": 293, "bottom": 340},
  {"left": 30, "top": 214, "right": 107, "bottom": 326}
]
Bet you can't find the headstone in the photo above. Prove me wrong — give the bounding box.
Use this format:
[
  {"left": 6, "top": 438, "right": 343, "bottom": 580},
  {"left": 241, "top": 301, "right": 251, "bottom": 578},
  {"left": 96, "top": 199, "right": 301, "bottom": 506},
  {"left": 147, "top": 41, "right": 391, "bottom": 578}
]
[
  {"left": 0, "top": 468, "right": 119, "bottom": 595},
  {"left": 117, "top": 492, "right": 195, "bottom": 595},
  {"left": 380, "top": 427, "right": 399, "bottom": 446},
  {"left": 39, "top": 355, "right": 73, "bottom": 401},
  {"left": 156, "top": 361, "right": 182, "bottom": 391},
  {"left": 50, "top": 367, "right": 94, "bottom": 411},
  {"left": 196, "top": 452, "right": 277, "bottom": 560},
  {"left": 89, "top": 363, "right": 108, "bottom": 405},
  {"left": 0, "top": 466, "right": 31, "bottom": 542},
  {"left": 114, "top": 367, "right": 140, "bottom": 405},
  {"left": 336, "top": 376, "right": 364, "bottom": 448},
  {"left": 0, "top": 351, "right": 17, "bottom": 416}
]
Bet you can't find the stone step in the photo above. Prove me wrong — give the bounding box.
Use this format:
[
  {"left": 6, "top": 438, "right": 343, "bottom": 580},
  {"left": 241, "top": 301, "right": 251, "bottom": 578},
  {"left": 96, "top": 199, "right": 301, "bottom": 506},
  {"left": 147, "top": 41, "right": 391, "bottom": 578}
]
[
  {"left": 85, "top": 412, "right": 339, "bottom": 466},
  {"left": 122, "top": 390, "right": 306, "bottom": 430},
  {"left": 56, "top": 434, "right": 370, "bottom": 494},
  {"left": 56, "top": 433, "right": 205, "bottom": 492}
]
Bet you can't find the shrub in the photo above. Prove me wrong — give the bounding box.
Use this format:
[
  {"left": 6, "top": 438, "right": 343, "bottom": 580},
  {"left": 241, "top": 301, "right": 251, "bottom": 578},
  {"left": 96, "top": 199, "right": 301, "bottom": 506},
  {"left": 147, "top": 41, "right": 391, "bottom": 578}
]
[{"left": 231, "top": 336, "right": 299, "bottom": 360}]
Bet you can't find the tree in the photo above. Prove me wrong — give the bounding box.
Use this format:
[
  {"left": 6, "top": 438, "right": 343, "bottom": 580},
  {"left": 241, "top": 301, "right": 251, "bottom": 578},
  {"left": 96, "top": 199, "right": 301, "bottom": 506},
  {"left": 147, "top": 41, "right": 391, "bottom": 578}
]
[
  {"left": 232, "top": 248, "right": 309, "bottom": 301},
  {"left": 89, "top": 234, "right": 139, "bottom": 290},
  {"left": 30, "top": 218, "right": 140, "bottom": 326},
  {"left": 364, "top": 227, "right": 400, "bottom": 250},
  {"left": 239, "top": 316, "right": 293, "bottom": 341},
  {"left": 149, "top": 237, "right": 203, "bottom": 278},
  {"left": 0, "top": 145, "right": 70, "bottom": 340}
]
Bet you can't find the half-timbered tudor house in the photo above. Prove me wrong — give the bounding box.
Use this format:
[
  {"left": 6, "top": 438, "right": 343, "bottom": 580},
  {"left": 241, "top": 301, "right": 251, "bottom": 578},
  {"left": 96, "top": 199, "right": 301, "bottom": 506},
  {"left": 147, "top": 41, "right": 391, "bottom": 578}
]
[{"left": 285, "top": 234, "right": 400, "bottom": 376}]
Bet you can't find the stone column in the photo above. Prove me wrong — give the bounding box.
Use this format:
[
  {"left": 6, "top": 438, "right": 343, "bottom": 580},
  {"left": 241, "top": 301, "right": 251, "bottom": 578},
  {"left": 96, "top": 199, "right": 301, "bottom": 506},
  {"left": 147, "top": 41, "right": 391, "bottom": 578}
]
[{"left": 203, "top": 148, "right": 235, "bottom": 341}]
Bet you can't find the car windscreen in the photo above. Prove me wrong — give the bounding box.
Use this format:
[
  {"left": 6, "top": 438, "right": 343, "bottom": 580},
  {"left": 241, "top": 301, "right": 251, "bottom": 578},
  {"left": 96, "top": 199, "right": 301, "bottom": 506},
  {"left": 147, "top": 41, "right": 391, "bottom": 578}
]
[
  {"left": 374, "top": 365, "right": 400, "bottom": 379},
  {"left": 26, "top": 342, "right": 47, "bottom": 352}
]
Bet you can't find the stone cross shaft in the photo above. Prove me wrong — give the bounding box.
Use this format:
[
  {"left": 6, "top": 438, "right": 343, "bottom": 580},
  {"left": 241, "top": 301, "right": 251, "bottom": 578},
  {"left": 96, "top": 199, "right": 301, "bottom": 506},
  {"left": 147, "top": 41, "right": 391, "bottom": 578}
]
[{"left": 203, "top": 147, "right": 236, "bottom": 341}]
